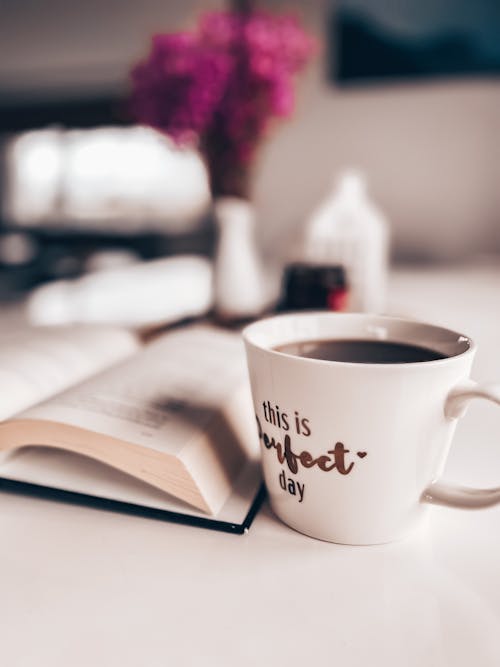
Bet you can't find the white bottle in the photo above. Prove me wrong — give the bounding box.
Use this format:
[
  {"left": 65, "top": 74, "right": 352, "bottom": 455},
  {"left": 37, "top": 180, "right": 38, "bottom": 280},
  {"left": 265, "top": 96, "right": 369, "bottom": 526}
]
[{"left": 303, "top": 170, "right": 389, "bottom": 313}]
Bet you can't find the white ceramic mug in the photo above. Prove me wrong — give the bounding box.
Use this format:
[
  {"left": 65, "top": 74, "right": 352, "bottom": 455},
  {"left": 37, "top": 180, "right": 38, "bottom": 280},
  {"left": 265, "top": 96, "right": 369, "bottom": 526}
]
[{"left": 243, "top": 313, "right": 500, "bottom": 545}]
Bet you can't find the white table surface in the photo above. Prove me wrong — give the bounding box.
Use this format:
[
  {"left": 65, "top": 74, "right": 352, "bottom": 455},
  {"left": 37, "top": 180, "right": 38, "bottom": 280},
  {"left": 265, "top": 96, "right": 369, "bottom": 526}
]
[{"left": 1, "top": 265, "right": 500, "bottom": 667}]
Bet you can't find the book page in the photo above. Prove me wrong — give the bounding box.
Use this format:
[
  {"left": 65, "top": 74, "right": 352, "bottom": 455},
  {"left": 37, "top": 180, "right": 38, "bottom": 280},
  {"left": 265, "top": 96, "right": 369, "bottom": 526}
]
[
  {"left": 17, "top": 326, "right": 255, "bottom": 455},
  {"left": 10, "top": 325, "right": 259, "bottom": 513},
  {"left": 0, "top": 325, "right": 139, "bottom": 420}
]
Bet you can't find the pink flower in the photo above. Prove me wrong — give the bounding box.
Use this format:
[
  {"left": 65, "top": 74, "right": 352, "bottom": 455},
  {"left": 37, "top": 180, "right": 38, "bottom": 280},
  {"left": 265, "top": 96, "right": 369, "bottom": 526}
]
[
  {"left": 130, "top": 10, "right": 317, "bottom": 194},
  {"left": 131, "top": 31, "right": 232, "bottom": 143}
]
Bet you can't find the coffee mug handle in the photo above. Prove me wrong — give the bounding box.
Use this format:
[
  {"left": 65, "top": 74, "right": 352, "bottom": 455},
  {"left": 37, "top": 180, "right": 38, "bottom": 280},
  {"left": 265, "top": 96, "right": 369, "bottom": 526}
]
[{"left": 423, "top": 380, "right": 500, "bottom": 509}]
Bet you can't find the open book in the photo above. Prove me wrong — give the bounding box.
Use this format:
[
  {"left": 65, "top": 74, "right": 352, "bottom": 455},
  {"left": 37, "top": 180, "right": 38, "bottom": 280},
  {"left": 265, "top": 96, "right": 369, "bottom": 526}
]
[{"left": 0, "top": 324, "right": 262, "bottom": 532}]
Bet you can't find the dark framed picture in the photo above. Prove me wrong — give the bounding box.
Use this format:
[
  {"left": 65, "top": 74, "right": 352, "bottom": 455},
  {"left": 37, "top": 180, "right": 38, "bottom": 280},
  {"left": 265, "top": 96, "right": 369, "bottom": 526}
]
[{"left": 331, "top": 0, "right": 500, "bottom": 84}]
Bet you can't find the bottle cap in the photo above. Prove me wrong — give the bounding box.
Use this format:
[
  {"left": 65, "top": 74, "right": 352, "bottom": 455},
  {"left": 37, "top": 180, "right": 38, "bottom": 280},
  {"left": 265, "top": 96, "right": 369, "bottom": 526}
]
[{"left": 279, "top": 263, "right": 348, "bottom": 312}]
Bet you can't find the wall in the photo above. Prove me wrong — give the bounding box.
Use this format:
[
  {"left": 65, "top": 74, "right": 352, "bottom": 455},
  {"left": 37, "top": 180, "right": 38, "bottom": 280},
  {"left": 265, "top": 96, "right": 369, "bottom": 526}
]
[
  {"left": 254, "top": 0, "right": 500, "bottom": 262},
  {"left": 0, "top": 0, "right": 222, "bottom": 98}
]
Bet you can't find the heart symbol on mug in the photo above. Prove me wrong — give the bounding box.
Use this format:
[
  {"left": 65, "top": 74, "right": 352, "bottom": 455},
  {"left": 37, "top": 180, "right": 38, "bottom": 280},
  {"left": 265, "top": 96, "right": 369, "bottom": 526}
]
[{"left": 356, "top": 451, "right": 367, "bottom": 459}]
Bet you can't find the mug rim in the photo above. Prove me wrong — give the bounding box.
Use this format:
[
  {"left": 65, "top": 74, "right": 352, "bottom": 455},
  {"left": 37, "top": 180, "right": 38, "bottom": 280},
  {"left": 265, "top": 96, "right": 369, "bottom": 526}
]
[{"left": 242, "top": 312, "right": 475, "bottom": 370}]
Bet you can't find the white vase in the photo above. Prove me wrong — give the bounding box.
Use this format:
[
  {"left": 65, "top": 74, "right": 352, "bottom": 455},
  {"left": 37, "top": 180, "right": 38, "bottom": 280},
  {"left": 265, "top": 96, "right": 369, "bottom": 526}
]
[{"left": 213, "top": 196, "right": 265, "bottom": 321}]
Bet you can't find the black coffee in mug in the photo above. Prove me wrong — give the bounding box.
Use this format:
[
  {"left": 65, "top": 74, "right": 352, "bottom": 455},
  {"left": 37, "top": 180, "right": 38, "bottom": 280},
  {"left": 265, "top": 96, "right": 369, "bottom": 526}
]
[{"left": 274, "top": 339, "right": 447, "bottom": 364}]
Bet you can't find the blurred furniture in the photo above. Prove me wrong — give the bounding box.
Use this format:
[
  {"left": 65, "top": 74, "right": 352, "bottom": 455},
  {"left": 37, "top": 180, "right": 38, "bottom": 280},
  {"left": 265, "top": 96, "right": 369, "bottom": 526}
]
[
  {"left": 0, "top": 102, "right": 214, "bottom": 298},
  {"left": 1, "top": 264, "right": 500, "bottom": 666}
]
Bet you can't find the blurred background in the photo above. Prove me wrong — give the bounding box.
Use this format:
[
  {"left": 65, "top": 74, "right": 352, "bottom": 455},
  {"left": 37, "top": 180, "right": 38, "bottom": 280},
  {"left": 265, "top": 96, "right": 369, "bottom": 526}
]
[{"left": 0, "top": 0, "right": 498, "bottom": 304}]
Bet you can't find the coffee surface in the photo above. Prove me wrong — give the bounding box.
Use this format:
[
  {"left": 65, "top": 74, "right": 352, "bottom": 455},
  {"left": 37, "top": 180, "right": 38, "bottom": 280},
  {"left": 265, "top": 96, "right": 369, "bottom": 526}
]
[{"left": 274, "top": 339, "right": 447, "bottom": 364}]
